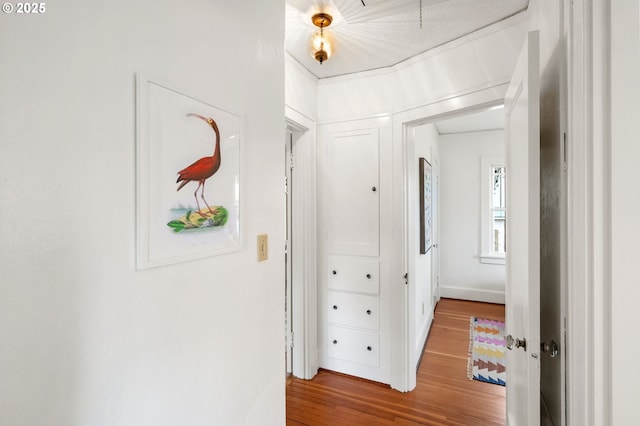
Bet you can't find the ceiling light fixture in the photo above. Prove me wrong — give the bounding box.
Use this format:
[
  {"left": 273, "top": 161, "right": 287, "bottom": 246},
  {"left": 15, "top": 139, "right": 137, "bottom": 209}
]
[{"left": 311, "top": 13, "right": 332, "bottom": 65}]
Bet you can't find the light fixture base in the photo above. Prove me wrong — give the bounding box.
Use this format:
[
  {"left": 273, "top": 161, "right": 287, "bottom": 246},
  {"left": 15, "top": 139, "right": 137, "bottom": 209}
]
[
  {"left": 315, "top": 50, "right": 328, "bottom": 64},
  {"left": 311, "top": 13, "right": 332, "bottom": 28}
]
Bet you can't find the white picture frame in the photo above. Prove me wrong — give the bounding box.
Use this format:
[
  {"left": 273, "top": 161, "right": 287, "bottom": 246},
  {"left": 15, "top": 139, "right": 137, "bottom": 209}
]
[{"left": 136, "top": 74, "right": 241, "bottom": 269}]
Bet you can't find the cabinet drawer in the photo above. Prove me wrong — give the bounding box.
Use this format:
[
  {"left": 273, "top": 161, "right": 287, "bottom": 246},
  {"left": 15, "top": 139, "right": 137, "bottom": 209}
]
[
  {"left": 328, "top": 292, "right": 379, "bottom": 331},
  {"left": 327, "top": 256, "right": 379, "bottom": 294},
  {"left": 327, "top": 326, "right": 379, "bottom": 367}
]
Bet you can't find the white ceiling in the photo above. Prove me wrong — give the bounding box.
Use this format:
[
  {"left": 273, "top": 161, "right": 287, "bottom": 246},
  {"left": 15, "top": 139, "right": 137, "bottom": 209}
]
[{"left": 285, "top": 0, "right": 529, "bottom": 79}]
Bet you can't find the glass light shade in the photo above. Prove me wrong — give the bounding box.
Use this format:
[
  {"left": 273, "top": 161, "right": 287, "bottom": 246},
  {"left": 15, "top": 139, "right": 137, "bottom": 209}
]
[{"left": 311, "top": 31, "right": 332, "bottom": 61}]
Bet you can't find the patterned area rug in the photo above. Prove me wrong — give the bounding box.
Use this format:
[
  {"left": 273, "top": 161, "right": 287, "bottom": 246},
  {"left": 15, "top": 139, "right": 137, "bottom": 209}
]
[{"left": 467, "top": 317, "right": 506, "bottom": 386}]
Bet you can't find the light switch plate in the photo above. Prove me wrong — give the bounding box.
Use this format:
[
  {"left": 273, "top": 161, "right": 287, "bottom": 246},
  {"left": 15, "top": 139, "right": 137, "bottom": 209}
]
[{"left": 257, "top": 234, "right": 268, "bottom": 262}]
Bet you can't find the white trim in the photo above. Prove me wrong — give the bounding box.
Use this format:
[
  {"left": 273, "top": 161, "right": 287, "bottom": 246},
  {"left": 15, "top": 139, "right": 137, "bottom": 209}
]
[
  {"left": 440, "top": 286, "right": 505, "bottom": 304},
  {"left": 566, "top": 0, "right": 611, "bottom": 424},
  {"left": 285, "top": 106, "right": 318, "bottom": 380},
  {"left": 478, "top": 255, "right": 506, "bottom": 265}
]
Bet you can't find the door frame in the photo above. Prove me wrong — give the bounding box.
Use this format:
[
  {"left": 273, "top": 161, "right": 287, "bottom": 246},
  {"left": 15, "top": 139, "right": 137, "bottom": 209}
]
[
  {"left": 390, "top": 85, "right": 509, "bottom": 392},
  {"left": 285, "top": 106, "right": 318, "bottom": 380},
  {"left": 566, "top": 0, "right": 612, "bottom": 423}
]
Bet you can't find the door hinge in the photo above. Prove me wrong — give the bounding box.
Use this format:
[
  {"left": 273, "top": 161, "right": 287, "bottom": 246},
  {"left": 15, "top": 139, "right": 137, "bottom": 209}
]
[
  {"left": 287, "top": 331, "right": 294, "bottom": 349},
  {"left": 289, "top": 151, "right": 295, "bottom": 171},
  {"left": 404, "top": 273, "right": 408, "bottom": 285}
]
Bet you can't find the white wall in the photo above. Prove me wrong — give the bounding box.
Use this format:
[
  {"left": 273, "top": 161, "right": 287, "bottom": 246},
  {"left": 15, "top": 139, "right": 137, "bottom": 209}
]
[
  {"left": 285, "top": 53, "right": 318, "bottom": 123},
  {"left": 610, "top": 0, "right": 640, "bottom": 423},
  {"left": 439, "top": 130, "right": 506, "bottom": 303},
  {"left": 0, "top": 1, "right": 285, "bottom": 425},
  {"left": 408, "top": 123, "right": 440, "bottom": 363}
]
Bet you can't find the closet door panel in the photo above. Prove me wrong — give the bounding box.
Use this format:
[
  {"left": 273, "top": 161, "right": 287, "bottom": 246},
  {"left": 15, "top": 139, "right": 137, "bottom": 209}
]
[{"left": 325, "top": 129, "right": 379, "bottom": 257}]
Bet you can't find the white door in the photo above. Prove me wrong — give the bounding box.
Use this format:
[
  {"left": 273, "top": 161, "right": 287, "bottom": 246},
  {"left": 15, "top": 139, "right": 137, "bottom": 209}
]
[{"left": 504, "top": 30, "right": 540, "bottom": 425}]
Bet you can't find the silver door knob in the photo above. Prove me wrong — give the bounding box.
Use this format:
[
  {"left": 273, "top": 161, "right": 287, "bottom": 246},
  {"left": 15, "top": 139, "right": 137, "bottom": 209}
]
[
  {"left": 541, "top": 340, "right": 559, "bottom": 358},
  {"left": 506, "top": 334, "right": 527, "bottom": 351}
]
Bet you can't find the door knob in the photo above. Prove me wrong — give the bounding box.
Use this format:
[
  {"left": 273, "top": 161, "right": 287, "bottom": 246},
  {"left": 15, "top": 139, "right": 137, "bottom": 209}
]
[
  {"left": 541, "top": 340, "right": 559, "bottom": 358},
  {"left": 506, "top": 334, "right": 527, "bottom": 351}
]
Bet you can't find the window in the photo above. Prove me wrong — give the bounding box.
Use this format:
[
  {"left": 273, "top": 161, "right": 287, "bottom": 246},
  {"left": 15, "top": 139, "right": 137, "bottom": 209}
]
[
  {"left": 491, "top": 166, "right": 506, "bottom": 255},
  {"left": 480, "top": 158, "right": 506, "bottom": 264}
]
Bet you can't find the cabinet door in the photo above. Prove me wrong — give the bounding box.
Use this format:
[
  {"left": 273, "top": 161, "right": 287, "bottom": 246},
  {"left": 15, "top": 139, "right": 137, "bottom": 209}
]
[{"left": 325, "top": 128, "right": 380, "bottom": 257}]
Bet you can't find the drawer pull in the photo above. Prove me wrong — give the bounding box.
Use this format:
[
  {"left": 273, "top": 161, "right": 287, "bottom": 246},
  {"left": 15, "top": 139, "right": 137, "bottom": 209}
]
[
  {"left": 366, "top": 309, "right": 372, "bottom": 315},
  {"left": 366, "top": 346, "right": 372, "bottom": 351},
  {"left": 366, "top": 274, "right": 371, "bottom": 279},
  {"left": 332, "top": 270, "right": 337, "bottom": 275},
  {"left": 333, "top": 340, "right": 338, "bottom": 345},
  {"left": 333, "top": 305, "right": 338, "bottom": 310}
]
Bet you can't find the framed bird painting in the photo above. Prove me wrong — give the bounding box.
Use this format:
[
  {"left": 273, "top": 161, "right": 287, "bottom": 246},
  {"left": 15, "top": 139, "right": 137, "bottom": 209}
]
[{"left": 136, "top": 74, "right": 241, "bottom": 269}]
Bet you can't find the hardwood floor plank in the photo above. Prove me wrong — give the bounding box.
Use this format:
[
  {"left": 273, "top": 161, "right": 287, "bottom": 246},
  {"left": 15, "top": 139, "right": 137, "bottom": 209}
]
[{"left": 286, "top": 298, "right": 506, "bottom": 425}]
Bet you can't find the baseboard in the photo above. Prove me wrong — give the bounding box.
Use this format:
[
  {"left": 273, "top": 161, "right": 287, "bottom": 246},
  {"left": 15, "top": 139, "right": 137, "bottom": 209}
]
[{"left": 439, "top": 286, "right": 505, "bottom": 304}]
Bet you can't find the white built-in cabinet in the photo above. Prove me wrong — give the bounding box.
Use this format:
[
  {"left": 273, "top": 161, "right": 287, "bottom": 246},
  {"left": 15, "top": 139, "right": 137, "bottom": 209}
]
[{"left": 318, "top": 117, "right": 391, "bottom": 384}]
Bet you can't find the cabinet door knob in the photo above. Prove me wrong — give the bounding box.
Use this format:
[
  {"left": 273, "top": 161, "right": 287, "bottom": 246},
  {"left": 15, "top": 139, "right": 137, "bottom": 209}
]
[
  {"left": 333, "top": 340, "right": 338, "bottom": 345},
  {"left": 371, "top": 186, "right": 377, "bottom": 192},
  {"left": 366, "top": 346, "right": 372, "bottom": 351},
  {"left": 333, "top": 305, "right": 338, "bottom": 310},
  {"left": 332, "top": 270, "right": 337, "bottom": 275},
  {"left": 366, "top": 309, "right": 372, "bottom": 315},
  {"left": 366, "top": 273, "right": 371, "bottom": 279}
]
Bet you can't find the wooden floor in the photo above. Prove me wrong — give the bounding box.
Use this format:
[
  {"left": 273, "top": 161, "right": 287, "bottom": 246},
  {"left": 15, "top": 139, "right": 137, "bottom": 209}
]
[{"left": 286, "top": 298, "right": 506, "bottom": 426}]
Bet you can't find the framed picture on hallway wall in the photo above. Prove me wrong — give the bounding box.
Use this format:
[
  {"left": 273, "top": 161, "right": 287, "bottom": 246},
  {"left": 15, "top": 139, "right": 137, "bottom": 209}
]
[
  {"left": 419, "top": 157, "right": 432, "bottom": 254},
  {"left": 135, "top": 74, "right": 242, "bottom": 269}
]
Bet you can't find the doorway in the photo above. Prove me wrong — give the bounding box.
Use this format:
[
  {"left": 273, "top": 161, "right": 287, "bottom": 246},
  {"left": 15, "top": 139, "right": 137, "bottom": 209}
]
[
  {"left": 284, "top": 111, "right": 318, "bottom": 380},
  {"left": 398, "top": 94, "right": 565, "bottom": 424},
  {"left": 403, "top": 105, "right": 506, "bottom": 376}
]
